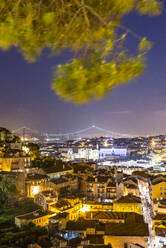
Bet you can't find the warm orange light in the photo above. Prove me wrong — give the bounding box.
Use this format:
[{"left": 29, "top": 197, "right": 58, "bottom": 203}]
[
  {"left": 80, "top": 205, "right": 90, "bottom": 213},
  {"left": 32, "top": 186, "right": 40, "bottom": 195}
]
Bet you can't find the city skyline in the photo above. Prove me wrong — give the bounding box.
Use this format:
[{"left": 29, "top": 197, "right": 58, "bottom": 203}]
[{"left": 1, "top": 6, "right": 166, "bottom": 135}]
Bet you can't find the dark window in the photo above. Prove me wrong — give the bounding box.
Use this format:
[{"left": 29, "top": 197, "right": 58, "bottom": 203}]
[{"left": 124, "top": 243, "right": 128, "bottom": 248}]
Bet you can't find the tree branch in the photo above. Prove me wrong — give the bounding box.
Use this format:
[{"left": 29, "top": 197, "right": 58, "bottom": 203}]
[
  {"left": 81, "top": 0, "right": 90, "bottom": 28},
  {"left": 84, "top": 4, "right": 106, "bottom": 25},
  {"left": 110, "top": 23, "right": 142, "bottom": 40}
]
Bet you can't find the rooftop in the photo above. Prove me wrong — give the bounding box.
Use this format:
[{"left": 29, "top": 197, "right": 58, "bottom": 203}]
[
  {"left": 115, "top": 194, "right": 141, "bottom": 204},
  {"left": 66, "top": 218, "right": 104, "bottom": 231},
  {"left": 55, "top": 199, "right": 71, "bottom": 209},
  {"left": 153, "top": 214, "right": 166, "bottom": 220},
  {"left": 26, "top": 173, "right": 49, "bottom": 181},
  {"left": 86, "top": 211, "right": 144, "bottom": 223},
  {"left": 49, "top": 212, "right": 68, "bottom": 220},
  {"left": 15, "top": 209, "right": 50, "bottom": 221},
  {"left": 42, "top": 164, "right": 72, "bottom": 174},
  {"left": 86, "top": 235, "right": 104, "bottom": 245},
  {"left": 155, "top": 227, "right": 166, "bottom": 237},
  {"left": 39, "top": 190, "right": 57, "bottom": 198},
  {"left": 51, "top": 177, "right": 68, "bottom": 185},
  {"left": 105, "top": 222, "right": 149, "bottom": 236},
  {"left": 152, "top": 179, "right": 166, "bottom": 185}
]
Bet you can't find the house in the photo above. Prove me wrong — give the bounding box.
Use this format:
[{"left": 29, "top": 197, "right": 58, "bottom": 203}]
[
  {"left": 151, "top": 176, "right": 166, "bottom": 200},
  {"left": 116, "top": 177, "right": 139, "bottom": 199},
  {"left": 85, "top": 211, "right": 144, "bottom": 224},
  {"left": 153, "top": 213, "right": 166, "bottom": 232},
  {"left": 65, "top": 217, "right": 148, "bottom": 248},
  {"left": 34, "top": 190, "right": 58, "bottom": 210},
  {"left": 25, "top": 173, "right": 51, "bottom": 198},
  {"left": 39, "top": 163, "right": 73, "bottom": 179},
  {"left": 0, "top": 156, "right": 31, "bottom": 172},
  {"left": 86, "top": 176, "right": 116, "bottom": 202},
  {"left": 50, "top": 174, "right": 78, "bottom": 196},
  {"left": 15, "top": 209, "right": 54, "bottom": 227},
  {"left": 104, "top": 222, "right": 149, "bottom": 248},
  {"left": 113, "top": 194, "right": 142, "bottom": 214}
]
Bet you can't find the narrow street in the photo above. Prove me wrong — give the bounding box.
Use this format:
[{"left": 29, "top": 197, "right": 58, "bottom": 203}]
[{"left": 138, "top": 181, "right": 155, "bottom": 248}]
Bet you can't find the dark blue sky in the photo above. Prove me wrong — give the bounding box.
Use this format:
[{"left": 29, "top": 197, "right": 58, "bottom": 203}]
[{"left": 0, "top": 8, "right": 166, "bottom": 136}]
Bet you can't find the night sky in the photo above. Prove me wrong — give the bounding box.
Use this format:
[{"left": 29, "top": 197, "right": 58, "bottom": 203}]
[{"left": 0, "top": 8, "right": 166, "bottom": 136}]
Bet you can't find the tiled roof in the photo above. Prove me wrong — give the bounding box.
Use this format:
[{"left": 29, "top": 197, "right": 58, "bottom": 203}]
[
  {"left": 115, "top": 194, "right": 141, "bottom": 204},
  {"left": 153, "top": 214, "right": 166, "bottom": 220},
  {"left": 66, "top": 219, "right": 104, "bottom": 231},
  {"left": 86, "top": 235, "right": 104, "bottom": 244},
  {"left": 105, "top": 223, "right": 149, "bottom": 236},
  {"left": 42, "top": 164, "right": 72, "bottom": 174},
  {"left": 86, "top": 211, "right": 144, "bottom": 223},
  {"left": 15, "top": 209, "right": 49, "bottom": 220},
  {"left": 26, "top": 173, "right": 49, "bottom": 180}
]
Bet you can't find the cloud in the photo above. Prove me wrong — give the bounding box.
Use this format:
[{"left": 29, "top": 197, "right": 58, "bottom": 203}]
[{"left": 111, "top": 110, "right": 131, "bottom": 115}]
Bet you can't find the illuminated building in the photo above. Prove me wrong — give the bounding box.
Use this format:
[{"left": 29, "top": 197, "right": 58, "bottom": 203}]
[
  {"left": 15, "top": 209, "right": 54, "bottom": 227},
  {"left": 99, "top": 147, "right": 127, "bottom": 158},
  {"left": 78, "top": 148, "right": 99, "bottom": 160},
  {"left": 153, "top": 199, "right": 166, "bottom": 216},
  {"left": 116, "top": 177, "right": 140, "bottom": 199},
  {"left": 50, "top": 174, "right": 78, "bottom": 196},
  {"left": 113, "top": 195, "right": 142, "bottom": 214},
  {"left": 48, "top": 198, "right": 82, "bottom": 220},
  {"left": 49, "top": 212, "right": 69, "bottom": 231},
  {"left": 34, "top": 190, "right": 58, "bottom": 210},
  {"left": 40, "top": 163, "right": 73, "bottom": 179},
  {"left": 62, "top": 147, "right": 100, "bottom": 161},
  {"left": 85, "top": 211, "right": 144, "bottom": 224},
  {"left": 151, "top": 176, "right": 166, "bottom": 200},
  {"left": 85, "top": 176, "right": 116, "bottom": 202},
  {"left": 153, "top": 214, "right": 166, "bottom": 234},
  {"left": 25, "top": 174, "right": 50, "bottom": 198},
  {"left": 0, "top": 156, "right": 31, "bottom": 172},
  {"left": 81, "top": 202, "right": 113, "bottom": 212},
  {"left": 104, "top": 222, "right": 149, "bottom": 248},
  {"left": 66, "top": 218, "right": 149, "bottom": 248}
]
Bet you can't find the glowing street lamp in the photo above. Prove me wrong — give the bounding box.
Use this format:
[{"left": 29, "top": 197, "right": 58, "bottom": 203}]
[
  {"left": 32, "top": 186, "right": 40, "bottom": 195},
  {"left": 80, "top": 205, "right": 90, "bottom": 213},
  {"left": 22, "top": 146, "right": 29, "bottom": 153}
]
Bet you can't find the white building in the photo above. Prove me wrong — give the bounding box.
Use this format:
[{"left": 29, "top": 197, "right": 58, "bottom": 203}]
[{"left": 99, "top": 147, "right": 127, "bottom": 158}]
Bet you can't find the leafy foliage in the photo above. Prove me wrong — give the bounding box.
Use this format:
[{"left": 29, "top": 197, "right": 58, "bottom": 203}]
[
  {"left": 32, "top": 156, "right": 55, "bottom": 168},
  {"left": 0, "top": 198, "right": 43, "bottom": 245},
  {"left": 25, "top": 142, "right": 40, "bottom": 159},
  {"left": 138, "top": 37, "right": 152, "bottom": 53},
  {"left": 0, "top": 0, "right": 162, "bottom": 103},
  {"left": 52, "top": 54, "right": 145, "bottom": 103},
  {"left": 0, "top": 222, "right": 47, "bottom": 246},
  {"left": 0, "top": 175, "right": 18, "bottom": 207}
]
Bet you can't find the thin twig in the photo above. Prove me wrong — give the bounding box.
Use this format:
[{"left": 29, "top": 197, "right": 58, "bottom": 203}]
[
  {"left": 66, "top": 7, "right": 83, "bottom": 30},
  {"left": 84, "top": 4, "right": 106, "bottom": 25},
  {"left": 110, "top": 23, "right": 142, "bottom": 40},
  {"left": 81, "top": 0, "right": 90, "bottom": 28}
]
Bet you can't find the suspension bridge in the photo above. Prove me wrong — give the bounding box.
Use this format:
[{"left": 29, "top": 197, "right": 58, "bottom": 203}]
[{"left": 12, "top": 125, "right": 134, "bottom": 139}]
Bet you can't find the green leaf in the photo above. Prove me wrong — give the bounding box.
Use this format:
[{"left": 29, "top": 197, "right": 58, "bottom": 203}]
[
  {"left": 42, "top": 12, "right": 55, "bottom": 25},
  {"left": 138, "top": 37, "right": 152, "bottom": 53}
]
